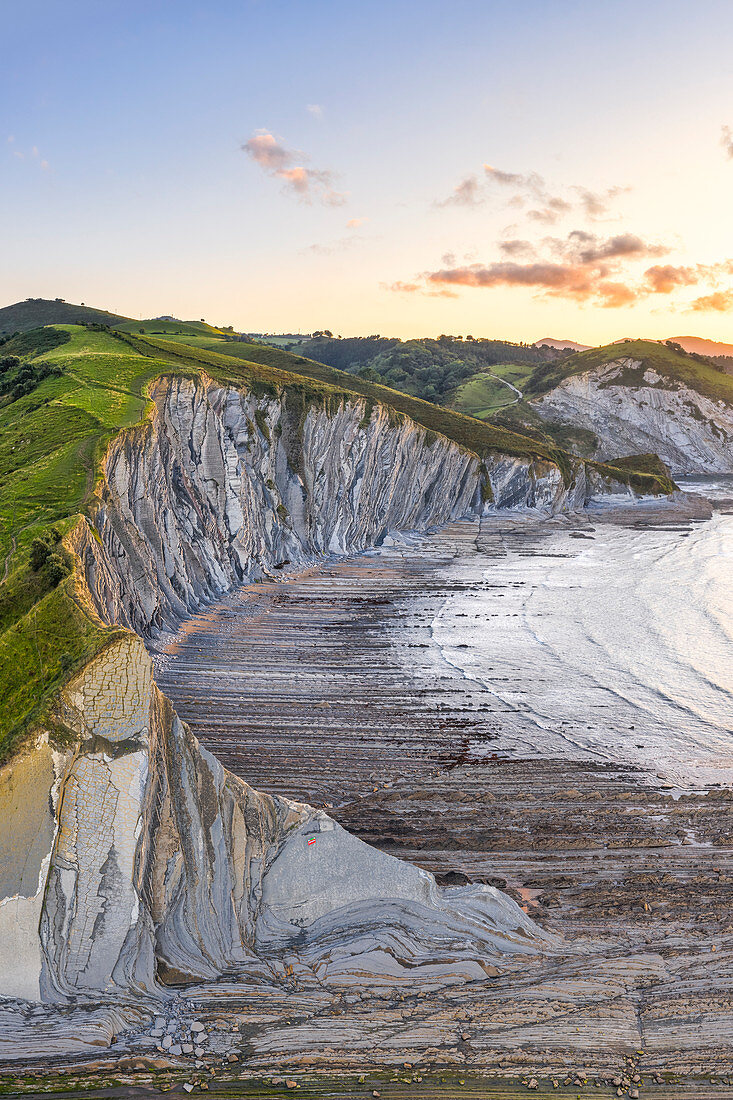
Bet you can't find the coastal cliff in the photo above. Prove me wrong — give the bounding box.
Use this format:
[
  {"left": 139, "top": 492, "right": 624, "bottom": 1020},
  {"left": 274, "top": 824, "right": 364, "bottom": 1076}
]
[
  {"left": 534, "top": 357, "right": 733, "bottom": 474},
  {"left": 75, "top": 373, "right": 598, "bottom": 638}
]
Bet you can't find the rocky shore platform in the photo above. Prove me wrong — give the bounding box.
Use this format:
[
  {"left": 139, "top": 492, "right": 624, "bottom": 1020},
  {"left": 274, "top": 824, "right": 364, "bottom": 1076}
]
[{"left": 4, "top": 498, "right": 732, "bottom": 1096}]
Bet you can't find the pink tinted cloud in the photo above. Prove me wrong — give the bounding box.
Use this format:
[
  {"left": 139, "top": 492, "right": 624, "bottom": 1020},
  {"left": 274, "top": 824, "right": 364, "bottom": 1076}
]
[{"left": 243, "top": 129, "right": 347, "bottom": 205}]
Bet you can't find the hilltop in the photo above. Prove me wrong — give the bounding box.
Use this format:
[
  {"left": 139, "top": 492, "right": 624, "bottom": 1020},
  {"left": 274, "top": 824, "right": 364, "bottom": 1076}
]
[
  {"left": 0, "top": 298, "right": 128, "bottom": 334},
  {"left": 0, "top": 299, "right": 240, "bottom": 339},
  {"left": 533, "top": 337, "right": 592, "bottom": 351}
]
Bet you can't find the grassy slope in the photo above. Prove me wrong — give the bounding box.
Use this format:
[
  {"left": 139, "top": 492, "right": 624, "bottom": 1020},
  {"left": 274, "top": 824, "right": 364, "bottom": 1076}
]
[
  {"left": 0, "top": 299, "right": 128, "bottom": 334},
  {"left": 451, "top": 364, "right": 534, "bottom": 418},
  {"left": 0, "top": 326, "right": 673, "bottom": 763},
  {"left": 0, "top": 327, "right": 184, "bottom": 761}
]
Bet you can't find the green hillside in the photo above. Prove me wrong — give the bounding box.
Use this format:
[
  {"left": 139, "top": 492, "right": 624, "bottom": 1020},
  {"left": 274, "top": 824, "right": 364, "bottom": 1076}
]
[
  {"left": 0, "top": 298, "right": 128, "bottom": 334},
  {"left": 451, "top": 364, "right": 532, "bottom": 418},
  {"left": 0, "top": 324, "right": 674, "bottom": 765},
  {"left": 255, "top": 334, "right": 563, "bottom": 405}
]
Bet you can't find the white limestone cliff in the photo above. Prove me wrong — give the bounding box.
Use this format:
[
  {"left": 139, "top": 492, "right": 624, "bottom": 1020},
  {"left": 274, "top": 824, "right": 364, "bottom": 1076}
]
[{"left": 533, "top": 358, "right": 733, "bottom": 474}]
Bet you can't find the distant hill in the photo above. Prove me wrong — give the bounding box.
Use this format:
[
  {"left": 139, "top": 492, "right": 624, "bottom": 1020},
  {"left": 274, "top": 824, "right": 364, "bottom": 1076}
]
[
  {"left": 533, "top": 337, "right": 592, "bottom": 352},
  {"left": 0, "top": 298, "right": 129, "bottom": 334},
  {"left": 668, "top": 335, "right": 733, "bottom": 359}
]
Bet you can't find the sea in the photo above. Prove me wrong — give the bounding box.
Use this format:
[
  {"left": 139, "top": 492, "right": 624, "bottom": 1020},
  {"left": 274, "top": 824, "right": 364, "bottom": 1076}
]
[{"left": 431, "top": 477, "right": 733, "bottom": 791}]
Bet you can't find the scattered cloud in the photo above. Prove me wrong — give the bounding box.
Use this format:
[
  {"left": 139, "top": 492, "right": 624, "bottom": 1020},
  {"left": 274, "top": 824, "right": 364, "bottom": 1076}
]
[
  {"left": 689, "top": 288, "right": 733, "bottom": 312},
  {"left": 307, "top": 104, "right": 323, "bottom": 118},
  {"left": 721, "top": 125, "right": 733, "bottom": 159},
  {"left": 383, "top": 279, "right": 458, "bottom": 299},
  {"left": 546, "top": 230, "right": 667, "bottom": 265},
  {"left": 644, "top": 264, "right": 698, "bottom": 294},
  {"left": 242, "top": 129, "right": 347, "bottom": 205},
  {"left": 498, "top": 239, "right": 536, "bottom": 259},
  {"left": 303, "top": 234, "right": 368, "bottom": 256},
  {"left": 435, "top": 175, "right": 483, "bottom": 207},
  {"left": 435, "top": 163, "right": 627, "bottom": 225},
  {"left": 8, "top": 140, "right": 49, "bottom": 170},
  {"left": 346, "top": 216, "right": 368, "bottom": 229},
  {"left": 392, "top": 226, "right": 733, "bottom": 309}
]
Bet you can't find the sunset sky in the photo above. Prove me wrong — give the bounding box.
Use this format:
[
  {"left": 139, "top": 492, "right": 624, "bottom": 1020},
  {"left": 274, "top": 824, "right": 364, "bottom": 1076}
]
[{"left": 4, "top": 0, "right": 733, "bottom": 343}]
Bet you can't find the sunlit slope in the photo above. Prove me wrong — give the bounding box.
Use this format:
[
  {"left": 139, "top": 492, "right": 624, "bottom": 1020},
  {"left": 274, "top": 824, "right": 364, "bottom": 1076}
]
[{"left": 0, "top": 298, "right": 128, "bottom": 333}]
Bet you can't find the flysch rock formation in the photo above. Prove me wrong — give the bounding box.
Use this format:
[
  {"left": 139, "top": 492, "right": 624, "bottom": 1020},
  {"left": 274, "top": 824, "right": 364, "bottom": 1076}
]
[
  {"left": 0, "top": 372, "right": 648, "bottom": 1064},
  {"left": 533, "top": 358, "right": 733, "bottom": 474}
]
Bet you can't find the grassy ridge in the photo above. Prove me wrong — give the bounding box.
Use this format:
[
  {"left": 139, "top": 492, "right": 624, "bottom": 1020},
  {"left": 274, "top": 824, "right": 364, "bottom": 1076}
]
[
  {"left": 115, "top": 318, "right": 233, "bottom": 337},
  {"left": 0, "top": 299, "right": 127, "bottom": 334}
]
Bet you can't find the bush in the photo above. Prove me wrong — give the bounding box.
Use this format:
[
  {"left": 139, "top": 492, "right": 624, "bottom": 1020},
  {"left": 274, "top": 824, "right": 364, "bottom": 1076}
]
[{"left": 30, "top": 528, "right": 62, "bottom": 571}]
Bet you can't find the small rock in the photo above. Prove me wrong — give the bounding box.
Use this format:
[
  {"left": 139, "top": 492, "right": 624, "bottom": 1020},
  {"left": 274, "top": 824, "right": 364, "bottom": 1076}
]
[
  {"left": 630, "top": 1091, "right": 640, "bottom": 1100},
  {"left": 372, "top": 1093, "right": 380, "bottom": 1098},
  {"left": 461, "top": 1031, "right": 470, "bottom": 1041},
  {"left": 182, "top": 1086, "right": 194, "bottom": 1095},
  {"left": 167, "top": 1022, "right": 178, "bottom": 1034},
  {"left": 286, "top": 1081, "right": 299, "bottom": 1090},
  {"left": 191, "top": 1021, "right": 206, "bottom": 1032},
  {"left": 169, "top": 1044, "right": 182, "bottom": 1056},
  {"left": 227, "top": 1052, "right": 239, "bottom": 1063},
  {"left": 155, "top": 1016, "right": 166, "bottom": 1028},
  {"left": 161, "top": 1035, "right": 173, "bottom": 1049},
  {"left": 195, "top": 1046, "right": 204, "bottom": 1057},
  {"left": 527, "top": 1081, "right": 538, "bottom": 1091},
  {"left": 182, "top": 1043, "right": 193, "bottom": 1054}
]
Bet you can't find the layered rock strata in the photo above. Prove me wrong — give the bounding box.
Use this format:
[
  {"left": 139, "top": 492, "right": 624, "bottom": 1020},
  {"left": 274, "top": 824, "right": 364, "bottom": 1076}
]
[
  {"left": 74, "top": 374, "right": 605, "bottom": 638},
  {"left": 533, "top": 358, "right": 733, "bottom": 474}
]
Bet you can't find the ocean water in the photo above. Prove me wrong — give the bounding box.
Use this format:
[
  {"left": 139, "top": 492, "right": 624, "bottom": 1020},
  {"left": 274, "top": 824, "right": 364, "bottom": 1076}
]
[{"left": 431, "top": 479, "right": 733, "bottom": 790}]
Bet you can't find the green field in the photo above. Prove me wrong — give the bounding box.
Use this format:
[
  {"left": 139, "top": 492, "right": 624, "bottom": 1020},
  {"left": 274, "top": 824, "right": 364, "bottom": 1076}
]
[{"left": 450, "top": 363, "right": 534, "bottom": 418}]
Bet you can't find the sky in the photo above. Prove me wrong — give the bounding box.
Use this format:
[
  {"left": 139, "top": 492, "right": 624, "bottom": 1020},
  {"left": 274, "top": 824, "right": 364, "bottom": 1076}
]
[{"left": 4, "top": 0, "right": 733, "bottom": 343}]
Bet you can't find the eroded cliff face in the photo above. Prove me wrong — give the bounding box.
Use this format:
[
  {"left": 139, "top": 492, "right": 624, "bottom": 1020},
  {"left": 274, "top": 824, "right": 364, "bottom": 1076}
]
[
  {"left": 73, "top": 374, "right": 596, "bottom": 638},
  {"left": 0, "top": 375, "right": 618, "bottom": 1013},
  {"left": 533, "top": 359, "right": 733, "bottom": 474},
  {"left": 8, "top": 635, "right": 545, "bottom": 1010}
]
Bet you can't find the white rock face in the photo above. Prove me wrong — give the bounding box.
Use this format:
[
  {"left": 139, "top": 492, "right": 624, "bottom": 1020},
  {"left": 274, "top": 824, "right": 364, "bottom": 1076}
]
[
  {"left": 534, "top": 359, "right": 733, "bottom": 474},
  {"left": 28, "top": 637, "right": 549, "bottom": 1005}
]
